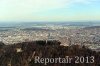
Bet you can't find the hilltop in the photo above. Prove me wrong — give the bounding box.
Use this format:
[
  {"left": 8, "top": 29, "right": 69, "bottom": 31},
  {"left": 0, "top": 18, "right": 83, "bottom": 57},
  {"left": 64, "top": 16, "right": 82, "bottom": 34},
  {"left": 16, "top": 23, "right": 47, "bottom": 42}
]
[{"left": 0, "top": 40, "right": 100, "bottom": 66}]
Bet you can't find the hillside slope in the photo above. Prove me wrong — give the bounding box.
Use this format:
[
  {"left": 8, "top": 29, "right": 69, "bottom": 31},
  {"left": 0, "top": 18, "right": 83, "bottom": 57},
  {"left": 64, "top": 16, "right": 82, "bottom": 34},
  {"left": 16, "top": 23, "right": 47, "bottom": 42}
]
[{"left": 0, "top": 40, "right": 100, "bottom": 66}]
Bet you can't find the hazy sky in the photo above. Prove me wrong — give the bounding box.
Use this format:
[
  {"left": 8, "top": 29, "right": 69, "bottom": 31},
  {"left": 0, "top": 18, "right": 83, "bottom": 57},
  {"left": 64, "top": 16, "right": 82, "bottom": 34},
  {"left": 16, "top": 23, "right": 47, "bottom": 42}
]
[{"left": 0, "top": 0, "right": 100, "bottom": 22}]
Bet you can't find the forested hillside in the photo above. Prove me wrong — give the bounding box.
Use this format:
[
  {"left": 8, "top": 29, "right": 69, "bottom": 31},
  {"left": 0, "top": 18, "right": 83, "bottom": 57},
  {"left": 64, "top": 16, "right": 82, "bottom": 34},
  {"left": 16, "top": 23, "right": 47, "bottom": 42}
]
[{"left": 0, "top": 40, "right": 100, "bottom": 66}]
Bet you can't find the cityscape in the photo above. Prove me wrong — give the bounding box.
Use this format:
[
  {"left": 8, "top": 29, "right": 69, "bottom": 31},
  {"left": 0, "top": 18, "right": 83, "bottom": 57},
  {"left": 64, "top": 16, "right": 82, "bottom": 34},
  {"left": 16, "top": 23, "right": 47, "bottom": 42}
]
[
  {"left": 0, "top": 22, "right": 100, "bottom": 51},
  {"left": 0, "top": 0, "right": 100, "bottom": 66}
]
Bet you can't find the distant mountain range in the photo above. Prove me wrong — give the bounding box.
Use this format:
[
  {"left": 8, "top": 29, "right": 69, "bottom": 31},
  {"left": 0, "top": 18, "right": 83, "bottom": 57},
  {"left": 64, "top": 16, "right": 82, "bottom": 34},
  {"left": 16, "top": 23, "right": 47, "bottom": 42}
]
[
  {"left": 0, "top": 22, "right": 100, "bottom": 28},
  {"left": 83, "top": 26, "right": 100, "bottom": 29}
]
